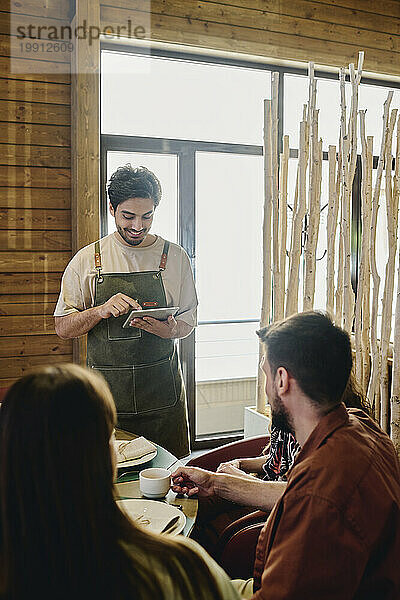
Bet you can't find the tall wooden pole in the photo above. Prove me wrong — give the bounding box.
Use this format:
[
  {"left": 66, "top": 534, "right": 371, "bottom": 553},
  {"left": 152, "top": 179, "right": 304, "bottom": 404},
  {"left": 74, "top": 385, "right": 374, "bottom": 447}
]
[
  {"left": 390, "top": 115, "right": 400, "bottom": 456},
  {"left": 342, "top": 55, "right": 363, "bottom": 333},
  {"left": 355, "top": 111, "right": 372, "bottom": 394},
  {"left": 304, "top": 108, "right": 322, "bottom": 311},
  {"left": 278, "top": 135, "right": 290, "bottom": 320},
  {"left": 361, "top": 136, "right": 374, "bottom": 395},
  {"left": 368, "top": 91, "right": 393, "bottom": 420},
  {"left": 271, "top": 73, "right": 281, "bottom": 322},
  {"left": 286, "top": 120, "right": 308, "bottom": 317},
  {"left": 326, "top": 145, "right": 338, "bottom": 318},
  {"left": 380, "top": 109, "right": 398, "bottom": 432},
  {"left": 335, "top": 68, "right": 347, "bottom": 328},
  {"left": 286, "top": 64, "right": 314, "bottom": 317},
  {"left": 257, "top": 99, "right": 274, "bottom": 413}
]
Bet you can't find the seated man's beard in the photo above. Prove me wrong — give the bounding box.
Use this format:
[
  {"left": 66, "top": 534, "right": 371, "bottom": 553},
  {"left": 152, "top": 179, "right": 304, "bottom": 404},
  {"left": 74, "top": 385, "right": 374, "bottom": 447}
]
[{"left": 271, "top": 393, "right": 295, "bottom": 435}]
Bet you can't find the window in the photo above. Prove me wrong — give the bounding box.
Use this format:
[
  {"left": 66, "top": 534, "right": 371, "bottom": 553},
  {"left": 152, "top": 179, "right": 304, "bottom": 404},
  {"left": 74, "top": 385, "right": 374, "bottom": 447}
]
[
  {"left": 101, "top": 50, "right": 268, "bottom": 144},
  {"left": 101, "top": 46, "right": 400, "bottom": 448},
  {"left": 101, "top": 48, "right": 270, "bottom": 447}
]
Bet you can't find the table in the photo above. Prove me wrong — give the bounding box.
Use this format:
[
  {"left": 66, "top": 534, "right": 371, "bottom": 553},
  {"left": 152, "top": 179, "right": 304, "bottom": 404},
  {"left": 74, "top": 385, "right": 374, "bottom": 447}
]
[{"left": 114, "top": 430, "right": 198, "bottom": 537}]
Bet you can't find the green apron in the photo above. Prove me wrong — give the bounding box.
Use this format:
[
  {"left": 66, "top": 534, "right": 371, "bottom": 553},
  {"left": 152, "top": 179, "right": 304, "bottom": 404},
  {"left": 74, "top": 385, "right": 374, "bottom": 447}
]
[{"left": 87, "top": 239, "right": 190, "bottom": 458}]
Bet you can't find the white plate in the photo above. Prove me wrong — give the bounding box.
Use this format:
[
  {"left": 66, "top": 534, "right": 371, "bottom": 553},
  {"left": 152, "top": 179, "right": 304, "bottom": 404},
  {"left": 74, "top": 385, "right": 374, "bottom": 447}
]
[
  {"left": 117, "top": 499, "right": 186, "bottom": 536},
  {"left": 116, "top": 448, "right": 157, "bottom": 469}
]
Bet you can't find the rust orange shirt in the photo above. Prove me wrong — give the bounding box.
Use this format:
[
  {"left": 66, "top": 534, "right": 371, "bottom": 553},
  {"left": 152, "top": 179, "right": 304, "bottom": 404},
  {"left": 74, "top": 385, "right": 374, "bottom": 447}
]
[{"left": 252, "top": 404, "right": 400, "bottom": 599}]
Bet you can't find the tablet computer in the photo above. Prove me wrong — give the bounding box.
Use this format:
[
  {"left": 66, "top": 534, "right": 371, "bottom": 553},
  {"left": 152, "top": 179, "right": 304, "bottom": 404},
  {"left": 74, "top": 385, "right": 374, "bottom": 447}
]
[{"left": 122, "top": 307, "right": 179, "bottom": 328}]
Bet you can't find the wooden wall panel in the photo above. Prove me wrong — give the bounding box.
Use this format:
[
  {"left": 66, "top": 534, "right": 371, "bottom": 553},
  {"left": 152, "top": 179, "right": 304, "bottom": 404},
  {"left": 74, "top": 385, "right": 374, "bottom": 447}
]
[
  {"left": 0, "top": 188, "right": 70, "bottom": 209},
  {"left": 0, "top": 0, "right": 71, "bottom": 21},
  {"left": 0, "top": 208, "right": 70, "bottom": 229},
  {"left": 0, "top": 166, "right": 70, "bottom": 187},
  {"left": 0, "top": 78, "right": 71, "bottom": 104},
  {"left": 102, "top": 1, "right": 400, "bottom": 54},
  {"left": 0, "top": 208, "right": 71, "bottom": 233},
  {"left": 0, "top": 354, "right": 73, "bottom": 378},
  {"left": 0, "top": 315, "right": 60, "bottom": 336},
  {"left": 0, "top": 273, "right": 64, "bottom": 294},
  {"left": 101, "top": 0, "right": 400, "bottom": 76},
  {"left": 180, "top": 0, "right": 400, "bottom": 31},
  {"left": 0, "top": 57, "right": 71, "bottom": 83},
  {"left": 0, "top": 251, "right": 70, "bottom": 272},
  {"left": 0, "top": 334, "right": 71, "bottom": 357},
  {"left": 0, "top": 230, "right": 71, "bottom": 251},
  {"left": 0, "top": 122, "right": 70, "bottom": 146},
  {"left": 0, "top": 100, "right": 70, "bottom": 125},
  {"left": 1, "top": 145, "right": 70, "bottom": 168},
  {"left": 0, "top": 0, "right": 73, "bottom": 386},
  {"left": 0, "top": 301, "right": 57, "bottom": 316}
]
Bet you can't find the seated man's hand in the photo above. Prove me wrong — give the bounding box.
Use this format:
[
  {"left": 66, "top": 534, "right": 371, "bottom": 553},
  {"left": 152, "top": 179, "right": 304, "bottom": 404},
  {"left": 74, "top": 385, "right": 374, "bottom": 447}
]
[
  {"left": 217, "top": 463, "right": 255, "bottom": 479},
  {"left": 171, "top": 466, "right": 216, "bottom": 498},
  {"left": 217, "top": 459, "right": 241, "bottom": 473}
]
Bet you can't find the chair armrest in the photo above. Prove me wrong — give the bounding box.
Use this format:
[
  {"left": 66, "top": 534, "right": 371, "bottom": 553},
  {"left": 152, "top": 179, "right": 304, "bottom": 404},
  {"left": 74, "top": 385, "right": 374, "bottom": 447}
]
[
  {"left": 219, "top": 523, "right": 264, "bottom": 580},
  {"left": 216, "top": 509, "right": 269, "bottom": 556}
]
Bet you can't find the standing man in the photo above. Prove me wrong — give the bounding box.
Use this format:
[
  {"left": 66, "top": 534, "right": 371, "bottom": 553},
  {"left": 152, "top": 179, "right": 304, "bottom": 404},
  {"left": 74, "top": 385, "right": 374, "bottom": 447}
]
[
  {"left": 54, "top": 165, "right": 197, "bottom": 458},
  {"left": 172, "top": 312, "right": 400, "bottom": 598}
]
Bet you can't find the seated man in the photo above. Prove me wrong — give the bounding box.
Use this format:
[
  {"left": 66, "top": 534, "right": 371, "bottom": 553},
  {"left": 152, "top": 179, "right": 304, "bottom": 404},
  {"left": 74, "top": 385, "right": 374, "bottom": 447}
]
[
  {"left": 218, "top": 373, "right": 369, "bottom": 480},
  {"left": 172, "top": 311, "right": 400, "bottom": 599}
]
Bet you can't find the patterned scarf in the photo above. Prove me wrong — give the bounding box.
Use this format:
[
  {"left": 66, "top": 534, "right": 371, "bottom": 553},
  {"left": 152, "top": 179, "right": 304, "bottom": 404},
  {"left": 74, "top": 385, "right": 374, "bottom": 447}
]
[{"left": 262, "top": 425, "right": 300, "bottom": 480}]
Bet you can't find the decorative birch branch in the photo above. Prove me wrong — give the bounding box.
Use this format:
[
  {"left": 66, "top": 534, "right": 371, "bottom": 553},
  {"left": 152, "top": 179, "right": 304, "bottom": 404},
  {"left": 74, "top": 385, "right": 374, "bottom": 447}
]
[
  {"left": 390, "top": 115, "right": 400, "bottom": 455},
  {"left": 326, "top": 145, "right": 338, "bottom": 318},
  {"left": 286, "top": 64, "right": 314, "bottom": 317},
  {"left": 257, "top": 99, "right": 274, "bottom": 413},
  {"left": 286, "top": 120, "right": 308, "bottom": 317},
  {"left": 304, "top": 105, "right": 321, "bottom": 311},
  {"left": 271, "top": 72, "right": 281, "bottom": 322},
  {"left": 278, "top": 135, "right": 289, "bottom": 321},
  {"left": 341, "top": 133, "right": 353, "bottom": 334},
  {"left": 380, "top": 109, "right": 399, "bottom": 432},
  {"left": 342, "top": 55, "right": 363, "bottom": 333},
  {"left": 335, "top": 67, "right": 347, "bottom": 327},
  {"left": 355, "top": 111, "right": 371, "bottom": 392},
  {"left": 361, "top": 136, "right": 374, "bottom": 395},
  {"left": 368, "top": 91, "right": 394, "bottom": 421}
]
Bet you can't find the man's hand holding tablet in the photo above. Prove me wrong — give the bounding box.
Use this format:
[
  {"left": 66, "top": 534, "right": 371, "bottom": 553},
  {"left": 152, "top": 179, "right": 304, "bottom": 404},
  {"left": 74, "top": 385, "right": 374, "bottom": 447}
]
[{"left": 123, "top": 307, "right": 180, "bottom": 339}]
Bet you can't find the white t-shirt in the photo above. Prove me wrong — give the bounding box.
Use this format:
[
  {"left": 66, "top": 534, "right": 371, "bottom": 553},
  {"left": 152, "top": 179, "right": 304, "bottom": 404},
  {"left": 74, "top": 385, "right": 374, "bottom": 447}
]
[{"left": 54, "top": 233, "right": 198, "bottom": 327}]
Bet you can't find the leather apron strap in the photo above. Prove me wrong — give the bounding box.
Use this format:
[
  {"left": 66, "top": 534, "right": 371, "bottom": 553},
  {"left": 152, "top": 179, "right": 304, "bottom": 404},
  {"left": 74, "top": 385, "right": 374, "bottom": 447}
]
[{"left": 94, "top": 239, "right": 170, "bottom": 279}]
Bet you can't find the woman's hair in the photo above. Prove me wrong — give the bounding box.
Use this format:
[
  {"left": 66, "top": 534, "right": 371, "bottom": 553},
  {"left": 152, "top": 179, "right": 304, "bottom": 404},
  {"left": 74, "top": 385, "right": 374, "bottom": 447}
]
[
  {"left": 0, "top": 364, "right": 224, "bottom": 600},
  {"left": 342, "top": 370, "right": 373, "bottom": 417}
]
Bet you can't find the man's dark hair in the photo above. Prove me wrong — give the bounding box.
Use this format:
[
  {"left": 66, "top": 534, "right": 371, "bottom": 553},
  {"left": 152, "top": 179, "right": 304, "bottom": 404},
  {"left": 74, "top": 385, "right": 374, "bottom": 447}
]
[
  {"left": 107, "top": 164, "right": 162, "bottom": 210},
  {"left": 257, "top": 311, "right": 352, "bottom": 409}
]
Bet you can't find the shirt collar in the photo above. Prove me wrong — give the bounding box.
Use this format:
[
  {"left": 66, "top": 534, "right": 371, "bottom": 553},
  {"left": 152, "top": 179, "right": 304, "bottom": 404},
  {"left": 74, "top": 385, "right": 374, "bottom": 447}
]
[{"left": 294, "top": 402, "right": 349, "bottom": 465}]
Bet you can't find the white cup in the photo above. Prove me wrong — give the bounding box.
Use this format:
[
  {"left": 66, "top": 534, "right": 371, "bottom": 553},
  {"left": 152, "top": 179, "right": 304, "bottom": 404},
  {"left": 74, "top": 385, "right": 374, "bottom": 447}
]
[{"left": 139, "top": 467, "right": 171, "bottom": 499}]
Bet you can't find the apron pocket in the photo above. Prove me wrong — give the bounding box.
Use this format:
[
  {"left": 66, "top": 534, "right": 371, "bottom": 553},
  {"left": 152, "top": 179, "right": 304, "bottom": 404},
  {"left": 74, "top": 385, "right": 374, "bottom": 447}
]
[
  {"left": 133, "top": 357, "right": 179, "bottom": 414},
  {"left": 92, "top": 365, "right": 135, "bottom": 414},
  {"left": 107, "top": 316, "right": 142, "bottom": 341}
]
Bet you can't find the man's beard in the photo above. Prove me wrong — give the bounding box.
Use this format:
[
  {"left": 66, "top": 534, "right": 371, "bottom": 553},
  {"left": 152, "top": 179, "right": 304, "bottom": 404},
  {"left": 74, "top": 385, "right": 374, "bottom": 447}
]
[
  {"left": 116, "top": 224, "right": 146, "bottom": 246},
  {"left": 271, "top": 392, "right": 295, "bottom": 435}
]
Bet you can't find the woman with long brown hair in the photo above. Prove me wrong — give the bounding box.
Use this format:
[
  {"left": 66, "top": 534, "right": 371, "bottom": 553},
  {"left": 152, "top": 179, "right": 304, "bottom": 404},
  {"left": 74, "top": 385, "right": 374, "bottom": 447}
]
[{"left": 0, "top": 364, "right": 240, "bottom": 600}]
